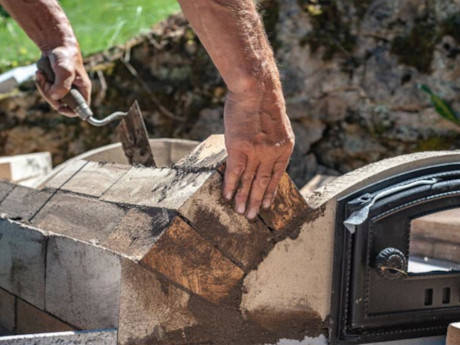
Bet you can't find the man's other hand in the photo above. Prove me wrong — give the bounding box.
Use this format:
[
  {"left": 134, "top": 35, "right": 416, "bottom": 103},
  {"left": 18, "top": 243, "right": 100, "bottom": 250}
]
[
  {"left": 223, "top": 87, "right": 294, "bottom": 220},
  {"left": 35, "top": 45, "right": 91, "bottom": 117}
]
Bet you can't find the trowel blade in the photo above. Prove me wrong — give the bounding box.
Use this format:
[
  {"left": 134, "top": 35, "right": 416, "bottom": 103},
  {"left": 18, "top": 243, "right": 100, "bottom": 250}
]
[{"left": 116, "top": 100, "right": 156, "bottom": 167}]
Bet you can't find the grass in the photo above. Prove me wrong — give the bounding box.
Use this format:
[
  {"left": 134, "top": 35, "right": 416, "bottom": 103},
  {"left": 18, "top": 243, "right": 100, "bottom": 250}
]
[{"left": 0, "top": 0, "right": 180, "bottom": 72}]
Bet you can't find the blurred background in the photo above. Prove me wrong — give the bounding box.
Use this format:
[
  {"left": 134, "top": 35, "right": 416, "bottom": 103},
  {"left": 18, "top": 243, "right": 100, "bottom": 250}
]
[{"left": 1, "top": 0, "right": 460, "bottom": 187}]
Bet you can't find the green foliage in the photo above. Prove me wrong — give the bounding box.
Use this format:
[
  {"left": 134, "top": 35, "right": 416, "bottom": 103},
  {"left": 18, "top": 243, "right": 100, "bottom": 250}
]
[
  {"left": 419, "top": 84, "right": 460, "bottom": 126},
  {"left": 0, "top": 5, "right": 10, "bottom": 18},
  {"left": 0, "top": 0, "right": 179, "bottom": 72}
]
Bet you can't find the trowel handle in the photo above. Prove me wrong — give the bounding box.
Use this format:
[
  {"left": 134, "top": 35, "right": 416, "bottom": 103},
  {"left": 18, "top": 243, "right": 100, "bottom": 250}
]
[{"left": 36, "top": 56, "right": 93, "bottom": 120}]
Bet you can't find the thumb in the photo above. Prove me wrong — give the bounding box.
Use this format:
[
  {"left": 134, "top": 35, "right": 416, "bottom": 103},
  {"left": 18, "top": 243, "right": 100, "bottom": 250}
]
[{"left": 49, "top": 58, "right": 74, "bottom": 101}]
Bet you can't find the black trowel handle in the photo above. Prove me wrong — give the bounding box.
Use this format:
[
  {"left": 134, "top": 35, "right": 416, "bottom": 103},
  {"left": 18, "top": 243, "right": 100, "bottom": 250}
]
[{"left": 36, "top": 56, "right": 93, "bottom": 120}]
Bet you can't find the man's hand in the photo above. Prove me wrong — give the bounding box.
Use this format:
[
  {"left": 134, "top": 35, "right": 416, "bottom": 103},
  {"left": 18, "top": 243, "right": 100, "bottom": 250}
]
[
  {"left": 35, "top": 45, "right": 91, "bottom": 117},
  {"left": 223, "top": 88, "right": 294, "bottom": 219}
]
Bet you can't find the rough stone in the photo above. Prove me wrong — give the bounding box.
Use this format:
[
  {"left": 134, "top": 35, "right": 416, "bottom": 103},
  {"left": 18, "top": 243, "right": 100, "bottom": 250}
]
[
  {"left": 45, "top": 236, "right": 121, "bottom": 329},
  {"left": 0, "top": 219, "right": 46, "bottom": 308}
]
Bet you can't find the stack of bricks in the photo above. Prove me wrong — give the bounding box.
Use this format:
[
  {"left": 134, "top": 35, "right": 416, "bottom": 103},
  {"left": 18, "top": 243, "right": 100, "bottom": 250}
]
[{"left": 0, "top": 135, "right": 329, "bottom": 345}]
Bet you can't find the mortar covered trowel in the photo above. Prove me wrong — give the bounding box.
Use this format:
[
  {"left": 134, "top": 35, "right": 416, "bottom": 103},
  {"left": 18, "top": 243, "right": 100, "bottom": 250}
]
[{"left": 37, "top": 57, "right": 156, "bottom": 167}]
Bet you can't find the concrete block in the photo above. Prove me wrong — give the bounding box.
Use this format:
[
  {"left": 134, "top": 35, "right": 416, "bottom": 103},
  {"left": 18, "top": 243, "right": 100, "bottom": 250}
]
[
  {"left": 0, "top": 288, "right": 15, "bottom": 332},
  {"left": 0, "top": 329, "right": 117, "bottom": 345},
  {"left": 118, "top": 259, "right": 196, "bottom": 345},
  {"left": 180, "top": 172, "right": 273, "bottom": 270},
  {"left": 142, "top": 217, "right": 244, "bottom": 304},
  {"left": 16, "top": 299, "right": 73, "bottom": 334},
  {"left": 60, "top": 162, "right": 130, "bottom": 197},
  {"left": 45, "top": 236, "right": 121, "bottom": 329},
  {"left": 101, "top": 167, "right": 213, "bottom": 209},
  {"left": 0, "top": 219, "right": 46, "bottom": 308},
  {"left": 0, "top": 185, "right": 52, "bottom": 221},
  {"left": 0, "top": 152, "right": 51, "bottom": 186},
  {"left": 32, "top": 192, "right": 126, "bottom": 245}
]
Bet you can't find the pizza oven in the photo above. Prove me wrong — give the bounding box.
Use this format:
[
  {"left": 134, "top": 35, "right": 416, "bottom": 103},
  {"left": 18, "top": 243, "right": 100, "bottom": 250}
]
[{"left": 331, "top": 163, "right": 460, "bottom": 344}]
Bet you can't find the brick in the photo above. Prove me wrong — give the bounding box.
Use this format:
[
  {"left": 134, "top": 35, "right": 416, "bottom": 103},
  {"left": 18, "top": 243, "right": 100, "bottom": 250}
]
[
  {"left": 259, "top": 173, "right": 310, "bottom": 234},
  {"left": 0, "top": 329, "right": 116, "bottom": 345},
  {"left": 118, "top": 259, "right": 196, "bottom": 345},
  {"left": 411, "top": 208, "right": 460, "bottom": 244},
  {"left": 101, "top": 167, "right": 213, "bottom": 209},
  {"left": 45, "top": 236, "right": 121, "bottom": 329},
  {"left": 174, "top": 134, "right": 226, "bottom": 170},
  {"left": 16, "top": 299, "right": 73, "bottom": 334},
  {"left": 448, "top": 322, "right": 460, "bottom": 345},
  {"left": 0, "top": 219, "right": 46, "bottom": 308},
  {"left": 103, "top": 207, "right": 174, "bottom": 260},
  {"left": 142, "top": 217, "right": 244, "bottom": 304},
  {"left": 433, "top": 241, "right": 460, "bottom": 263},
  {"left": 32, "top": 192, "right": 126, "bottom": 245},
  {"left": 0, "top": 185, "right": 52, "bottom": 221},
  {"left": 0, "top": 152, "right": 51, "bottom": 185},
  {"left": 0, "top": 288, "right": 15, "bottom": 332},
  {"left": 60, "top": 161, "right": 130, "bottom": 197},
  {"left": 180, "top": 172, "right": 273, "bottom": 270},
  {"left": 43, "top": 160, "right": 87, "bottom": 190},
  {"left": 0, "top": 181, "right": 15, "bottom": 203}
]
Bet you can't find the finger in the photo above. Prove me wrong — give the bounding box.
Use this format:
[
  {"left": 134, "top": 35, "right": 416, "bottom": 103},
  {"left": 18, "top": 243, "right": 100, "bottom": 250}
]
[
  {"left": 35, "top": 72, "right": 60, "bottom": 110},
  {"left": 262, "top": 158, "right": 289, "bottom": 209},
  {"left": 49, "top": 55, "right": 74, "bottom": 101},
  {"left": 223, "top": 152, "right": 247, "bottom": 201},
  {"left": 58, "top": 105, "right": 77, "bottom": 118},
  {"left": 234, "top": 159, "right": 259, "bottom": 215},
  {"left": 246, "top": 162, "right": 274, "bottom": 219},
  {"left": 73, "top": 73, "right": 92, "bottom": 104}
]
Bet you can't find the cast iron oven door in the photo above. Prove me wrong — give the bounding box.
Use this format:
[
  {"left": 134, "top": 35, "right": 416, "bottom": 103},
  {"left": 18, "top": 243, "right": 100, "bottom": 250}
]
[{"left": 331, "top": 163, "right": 460, "bottom": 344}]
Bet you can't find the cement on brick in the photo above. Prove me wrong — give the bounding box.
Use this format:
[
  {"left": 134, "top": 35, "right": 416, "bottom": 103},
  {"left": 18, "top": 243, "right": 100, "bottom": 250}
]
[
  {"left": 32, "top": 192, "right": 126, "bottom": 246},
  {"left": 42, "top": 160, "right": 88, "bottom": 190},
  {"left": 101, "top": 167, "right": 213, "bottom": 210},
  {"left": 45, "top": 236, "right": 121, "bottom": 329},
  {"left": 174, "top": 134, "right": 226, "bottom": 170},
  {"left": 16, "top": 299, "right": 73, "bottom": 334},
  {"left": 118, "top": 259, "right": 196, "bottom": 345},
  {"left": 0, "top": 219, "right": 46, "bottom": 308},
  {"left": 0, "top": 185, "right": 52, "bottom": 221},
  {"left": 0, "top": 288, "right": 15, "bottom": 332},
  {"left": 60, "top": 162, "right": 130, "bottom": 197},
  {"left": 0, "top": 182, "right": 14, "bottom": 203},
  {"left": 0, "top": 329, "right": 117, "bottom": 345}
]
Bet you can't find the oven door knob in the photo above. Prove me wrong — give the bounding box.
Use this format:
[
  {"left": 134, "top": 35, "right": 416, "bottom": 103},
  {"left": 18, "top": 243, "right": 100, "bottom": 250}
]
[{"left": 375, "top": 247, "right": 408, "bottom": 280}]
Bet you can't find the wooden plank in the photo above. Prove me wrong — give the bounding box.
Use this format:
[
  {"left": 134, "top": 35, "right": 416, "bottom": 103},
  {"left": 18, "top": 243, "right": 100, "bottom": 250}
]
[
  {"left": 0, "top": 219, "right": 46, "bottom": 309},
  {"left": 32, "top": 192, "right": 126, "bottom": 245},
  {"left": 180, "top": 172, "right": 273, "bottom": 270},
  {"left": 141, "top": 217, "right": 244, "bottom": 304},
  {"left": 16, "top": 299, "right": 74, "bottom": 334},
  {"left": 45, "top": 236, "right": 121, "bottom": 329},
  {"left": 0, "top": 185, "right": 52, "bottom": 221},
  {"left": 118, "top": 259, "right": 196, "bottom": 345},
  {"left": 60, "top": 161, "right": 130, "bottom": 197},
  {"left": 117, "top": 101, "right": 156, "bottom": 167}
]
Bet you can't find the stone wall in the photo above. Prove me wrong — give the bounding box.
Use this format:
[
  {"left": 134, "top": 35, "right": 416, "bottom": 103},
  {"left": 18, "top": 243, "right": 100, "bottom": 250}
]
[{"left": 1, "top": 0, "right": 460, "bottom": 186}]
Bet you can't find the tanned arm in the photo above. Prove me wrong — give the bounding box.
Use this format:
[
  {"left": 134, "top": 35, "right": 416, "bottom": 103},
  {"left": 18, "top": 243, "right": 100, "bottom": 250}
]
[
  {"left": 178, "top": 0, "right": 294, "bottom": 219},
  {"left": 0, "top": 0, "right": 90, "bottom": 116}
]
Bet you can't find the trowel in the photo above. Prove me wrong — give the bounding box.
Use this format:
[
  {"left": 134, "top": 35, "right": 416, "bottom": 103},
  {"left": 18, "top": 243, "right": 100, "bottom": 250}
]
[{"left": 37, "top": 56, "right": 156, "bottom": 167}]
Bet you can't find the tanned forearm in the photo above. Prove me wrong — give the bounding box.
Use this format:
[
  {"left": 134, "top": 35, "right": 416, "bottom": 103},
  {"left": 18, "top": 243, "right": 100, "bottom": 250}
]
[
  {"left": 0, "top": 0, "right": 91, "bottom": 116},
  {"left": 178, "top": 0, "right": 280, "bottom": 95},
  {"left": 0, "top": 0, "right": 77, "bottom": 52},
  {"left": 179, "top": 0, "right": 294, "bottom": 219}
]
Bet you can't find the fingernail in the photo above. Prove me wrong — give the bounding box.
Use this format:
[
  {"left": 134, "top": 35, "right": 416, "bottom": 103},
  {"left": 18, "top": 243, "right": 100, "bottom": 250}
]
[
  {"left": 247, "top": 208, "right": 258, "bottom": 220},
  {"left": 236, "top": 203, "right": 245, "bottom": 214},
  {"left": 263, "top": 199, "right": 271, "bottom": 209},
  {"left": 225, "top": 191, "right": 232, "bottom": 200}
]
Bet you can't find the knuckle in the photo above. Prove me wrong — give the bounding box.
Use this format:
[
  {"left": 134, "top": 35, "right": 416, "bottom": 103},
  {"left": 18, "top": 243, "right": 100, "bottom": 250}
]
[{"left": 257, "top": 175, "right": 271, "bottom": 187}]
